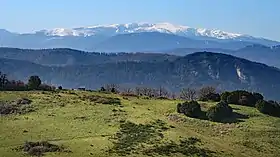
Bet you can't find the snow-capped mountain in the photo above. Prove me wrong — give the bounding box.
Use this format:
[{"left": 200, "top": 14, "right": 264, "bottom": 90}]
[
  {"left": 37, "top": 22, "right": 246, "bottom": 40},
  {"left": 0, "top": 23, "right": 279, "bottom": 52}
]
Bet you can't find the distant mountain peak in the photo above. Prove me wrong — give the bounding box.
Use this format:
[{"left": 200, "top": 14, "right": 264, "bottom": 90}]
[
  {"left": 33, "top": 22, "right": 249, "bottom": 40},
  {"left": 1, "top": 23, "right": 279, "bottom": 51},
  {"left": 195, "top": 28, "right": 243, "bottom": 39},
  {"left": 0, "top": 29, "right": 14, "bottom": 35}
]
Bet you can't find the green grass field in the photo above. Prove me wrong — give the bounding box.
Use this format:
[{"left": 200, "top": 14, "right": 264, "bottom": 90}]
[{"left": 0, "top": 91, "right": 280, "bottom": 157}]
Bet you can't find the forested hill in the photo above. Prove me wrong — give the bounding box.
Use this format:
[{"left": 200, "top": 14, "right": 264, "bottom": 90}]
[
  {"left": 1, "top": 50, "right": 280, "bottom": 100},
  {"left": 0, "top": 48, "right": 178, "bottom": 66}
]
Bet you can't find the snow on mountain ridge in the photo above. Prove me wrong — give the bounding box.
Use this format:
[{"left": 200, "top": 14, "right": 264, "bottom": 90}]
[
  {"left": 45, "top": 28, "right": 81, "bottom": 36},
  {"left": 196, "top": 28, "right": 242, "bottom": 39},
  {"left": 38, "top": 23, "right": 246, "bottom": 39}
]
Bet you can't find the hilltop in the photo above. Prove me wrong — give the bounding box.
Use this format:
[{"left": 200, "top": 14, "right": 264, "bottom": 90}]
[{"left": 0, "top": 90, "right": 280, "bottom": 157}]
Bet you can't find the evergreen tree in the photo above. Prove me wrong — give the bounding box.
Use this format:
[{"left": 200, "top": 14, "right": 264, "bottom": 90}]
[{"left": 28, "top": 76, "right": 41, "bottom": 90}]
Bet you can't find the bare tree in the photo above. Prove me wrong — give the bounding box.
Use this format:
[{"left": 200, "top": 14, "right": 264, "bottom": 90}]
[
  {"left": 120, "top": 86, "right": 134, "bottom": 95},
  {"left": 198, "top": 86, "right": 216, "bottom": 99},
  {"left": 137, "top": 87, "right": 157, "bottom": 97},
  {"left": 135, "top": 86, "right": 150, "bottom": 96},
  {"left": 145, "top": 87, "right": 154, "bottom": 97},
  {"left": 123, "top": 87, "right": 133, "bottom": 94},
  {"left": 134, "top": 86, "right": 169, "bottom": 98},
  {"left": 105, "top": 84, "right": 119, "bottom": 93},
  {"left": 142, "top": 87, "right": 149, "bottom": 96},
  {"left": 180, "top": 88, "right": 197, "bottom": 100},
  {"left": 0, "top": 72, "right": 8, "bottom": 89},
  {"left": 151, "top": 88, "right": 159, "bottom": 98},
  {"left": 158, "top": 86, "right": 169, "bottom": 98},
  {"left": 171, "top": 92, "right": 177, "bottom": 100},
  {"left": 135, "top": 87, "right": 142, "bottom": 96}
]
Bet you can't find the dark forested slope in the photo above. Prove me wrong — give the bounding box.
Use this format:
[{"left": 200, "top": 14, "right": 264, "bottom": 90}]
[{"left": 1, "top": 51, "right": 280, "bottom": 100}]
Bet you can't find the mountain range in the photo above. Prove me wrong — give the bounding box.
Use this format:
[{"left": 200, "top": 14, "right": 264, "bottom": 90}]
[
  {"left": 1, "top": 23, "right": 280, "bottom": 100},
  {"left": 1, "top": 23, "right": 279, "bottom": 52},
  {"left": 1, "top": 43, "right": 280, "bottom": 69},
  {"left": 1, "top": 48, "right": 280, "bottom": 100},
  {"left": 0, "top": 48, "right": 178, "bottom": 66},
  {"left": 165, "top": 44, "right": 280, "bottom": 68}
]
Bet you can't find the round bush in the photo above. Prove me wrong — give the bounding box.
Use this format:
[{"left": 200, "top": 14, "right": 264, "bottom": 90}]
[
  {"left": 177, "top": 101, "right": 202, "bottom": 118},
  {"left": 208, "top": 93, "right": 221, "bottom": 102},
  {"left": 206, "top": 106, "right": 218, "bottom": 121},
  {"left": 227, "top": 92, "right": 239, "bottom": 104},
  {"left": 252, "top": 92, "right": 264, "bottom": 104},
  {"left": 206, "top": 101, "right": 233, "bottom": 122},
  {"left": 227, "top": 90, "right": 257, "bottom": 106},
  {"left": 177, "top": 103, "right": 182, "bottom": 113},
  {"left": 221, "top": 91, "right": 231, "bottom": 102},
  {"left": 100, "top": 87, "right": 106, "bottom": 92},
  {"left": 256, "top": 100, "right": 280, "bottom": 117},
  {"left": 199, "top": 93, "right": 220, "bottom": 102},
  {"left": 256, "top": 100, "right": 271, "bottom": 114},
  {"left": 238, "top": 96, "right": 250, "bottom": 106}
]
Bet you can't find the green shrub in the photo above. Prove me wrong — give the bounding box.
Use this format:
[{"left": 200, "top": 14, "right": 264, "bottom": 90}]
[
  {"left": 99, "top": 87, "right": 106, "bottom": 92},
  {"left": 256, "top": 100, "right": 280, "bottom": 117},
  {"left": 226, "top": 90, "right": 262, "bottom": 107},
  {"left": 0, "top": 103, "right": 18, "bottom": 115},
  {"left": 199, "top": 93, "right": 221, "bottom": 102},
  {"left": 206, "top": 101, "right": 233, "bottom": 122},
  {"left": 28, "top": 76, "right": 41, "bottom": 90},
  {"left": 252, "top": 92, "right": 264, "bottom": 103},
  {"left": 177, "top": 101, "right": 202, "bottom": 118},
  {"left": 18, "top": 141, "right": 66, "bottom": 156},
  {"left": 221, "top": 91, "right": 231, "bottom": 102},
  {"left": 0, "top": 100, "right": 34, "bottom": 116},
  {"left": 110, "top": 87, "right": 117, "bottom": 93},
  {"left": 157, "top": 96, "right": 170, "bottom": 100},
  {"left": 227, "top": 92, "right": 239, "bottom": 104},
  {"left": 177, "top": 103, "right": 182, "bottom": 113},
  {"left": 238, "top": 95, "right": 250, "bottom": 106}
]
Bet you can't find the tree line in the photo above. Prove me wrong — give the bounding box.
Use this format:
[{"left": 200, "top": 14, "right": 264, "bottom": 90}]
[
  {"left": 0, "top": 72, "right": 55, "bottom": 91},
  {"left": 99, "top": 83, "right": 280, "bottom": 118},
  {"left": 1, "top": 71, "right": 279, "bottom": 118},
  {"left": 176, "top": 87, "right": 280, "bottom": 120},
  {"left": 99, "top": 84, "right": 218, "bottom": 101}
]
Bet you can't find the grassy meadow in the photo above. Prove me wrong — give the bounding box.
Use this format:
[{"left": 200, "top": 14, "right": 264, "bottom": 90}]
[{"left": 0, "top": 90, "right": 280, "bottom": 157}]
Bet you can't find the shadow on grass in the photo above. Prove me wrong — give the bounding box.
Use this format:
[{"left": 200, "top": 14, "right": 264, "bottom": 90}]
[
  {"left": 263, "top": 113, "right": 280, "bottom": 118},
  {"left": 220, "top": 112, "right": 249, "bottom": 123},
  {"left": 194, "top": 111, "right": 249, "bottom": 124}
]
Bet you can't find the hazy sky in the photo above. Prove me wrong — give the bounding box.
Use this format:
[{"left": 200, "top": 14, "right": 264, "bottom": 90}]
[{"left": 1, "top": 0, "right": 279, "bottom": 41}]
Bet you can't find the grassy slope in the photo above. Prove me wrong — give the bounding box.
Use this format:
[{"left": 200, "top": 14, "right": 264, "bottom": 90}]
[{"left": 0, "top": 91, "right": 280, "bottom": 157}]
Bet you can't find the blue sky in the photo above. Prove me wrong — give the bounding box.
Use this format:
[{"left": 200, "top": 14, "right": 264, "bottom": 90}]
[{"left": 1, "top": 0, "right": 279, "bottom": 40}]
